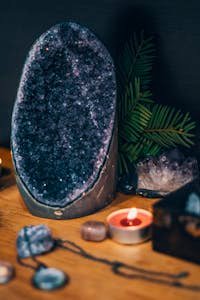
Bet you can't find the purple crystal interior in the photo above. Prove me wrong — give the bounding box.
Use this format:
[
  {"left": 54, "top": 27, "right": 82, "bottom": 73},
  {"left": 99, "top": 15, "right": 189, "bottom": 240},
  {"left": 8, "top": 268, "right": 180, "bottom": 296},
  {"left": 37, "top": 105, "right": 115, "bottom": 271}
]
[
  {"left": 17, "top": 225, "right": 54, "bottom": 258},
  {"left": 11, "top": 22, "right": 116, "bottom": 208},
  {"left": 136, "top": 149, "right": 199, "bottom": 196}
]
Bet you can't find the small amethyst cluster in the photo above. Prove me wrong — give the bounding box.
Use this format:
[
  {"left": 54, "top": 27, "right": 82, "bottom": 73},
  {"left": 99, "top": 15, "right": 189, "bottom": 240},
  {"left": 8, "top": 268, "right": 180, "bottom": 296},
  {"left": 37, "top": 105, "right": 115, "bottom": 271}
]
[{"left": 136, "top": 149, "right": 199, "bottom": 197}]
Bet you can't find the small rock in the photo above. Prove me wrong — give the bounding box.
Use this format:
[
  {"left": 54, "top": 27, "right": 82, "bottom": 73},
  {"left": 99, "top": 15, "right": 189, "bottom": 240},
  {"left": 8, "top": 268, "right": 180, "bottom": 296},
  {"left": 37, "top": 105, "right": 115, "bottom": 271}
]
[
  {"left": 17, "top": 225, "right": 54, "bottom": 258},
  {"left": 32, "top": 267, "right": 68, "bottom": 291},
  {"left": 0, "top": 261, "right": 14, "bottom": 284},
  {"left": 81, "top": 221, "right": 107, "bottom": 242}
]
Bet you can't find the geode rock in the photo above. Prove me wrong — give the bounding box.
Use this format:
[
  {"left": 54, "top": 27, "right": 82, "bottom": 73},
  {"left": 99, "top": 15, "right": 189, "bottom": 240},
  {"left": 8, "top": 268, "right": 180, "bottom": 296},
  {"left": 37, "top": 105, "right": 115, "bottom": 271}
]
[
  {"left": 136, "top": 149, "right": 199, "bottom": 197},
  {"left": 11, "top": 22, "right": 117, "bottom": 219},
  {"left": 17, "top": 225, "right": 54, "bottom": 258}
]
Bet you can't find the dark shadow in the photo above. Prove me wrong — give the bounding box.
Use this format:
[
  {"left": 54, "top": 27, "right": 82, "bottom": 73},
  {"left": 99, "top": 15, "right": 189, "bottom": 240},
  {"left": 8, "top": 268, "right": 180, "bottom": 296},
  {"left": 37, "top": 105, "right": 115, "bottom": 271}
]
[
  {"left": 0, "top": 167, "right": 15, "bottom": 190},
  {"left": 109, "top": 4, "right": 200, "bottom": 160},
  {"left": 1, "top": 167, "right": 11, "bottom": 176},
  {"left": 109, "top": 4, "right": 181, "bottom": 111}
]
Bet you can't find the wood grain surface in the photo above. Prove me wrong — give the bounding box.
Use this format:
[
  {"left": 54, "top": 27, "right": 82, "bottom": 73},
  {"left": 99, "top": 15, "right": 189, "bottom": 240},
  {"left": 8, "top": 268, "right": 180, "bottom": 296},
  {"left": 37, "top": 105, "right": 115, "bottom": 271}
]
[{"left": 0, "top": 147, "right": 200, "bottom": 300}]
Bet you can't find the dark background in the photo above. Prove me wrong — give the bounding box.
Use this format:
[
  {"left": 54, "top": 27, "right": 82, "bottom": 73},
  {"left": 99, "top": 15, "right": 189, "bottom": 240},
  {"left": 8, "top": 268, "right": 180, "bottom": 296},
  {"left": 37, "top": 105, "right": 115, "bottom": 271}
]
[{"left": 1, "top": 0, "right": 200, "bottom": 147}]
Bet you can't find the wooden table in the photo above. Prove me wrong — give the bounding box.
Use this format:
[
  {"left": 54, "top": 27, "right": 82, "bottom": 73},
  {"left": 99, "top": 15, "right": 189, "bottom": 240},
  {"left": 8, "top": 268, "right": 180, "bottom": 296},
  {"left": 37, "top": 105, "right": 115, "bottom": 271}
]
[{"left": 0, "top": 147, "right": 200, "bottom": 300}]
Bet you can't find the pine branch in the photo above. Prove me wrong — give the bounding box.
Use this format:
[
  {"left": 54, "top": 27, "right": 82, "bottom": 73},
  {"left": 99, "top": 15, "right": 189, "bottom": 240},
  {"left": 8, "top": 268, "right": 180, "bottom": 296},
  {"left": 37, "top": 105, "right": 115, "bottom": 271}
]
[
  {"left": 118, "top": 78, "right": 154, "bottom": 123},
  {"left": 117, "top": 32, "right": 196, "bottom": 175},
  {"left": 144, "top": 105, "right": 196, "bottom": 148},
  {"left": 118, "top": 31, "right": 155, "bottom": 90}
]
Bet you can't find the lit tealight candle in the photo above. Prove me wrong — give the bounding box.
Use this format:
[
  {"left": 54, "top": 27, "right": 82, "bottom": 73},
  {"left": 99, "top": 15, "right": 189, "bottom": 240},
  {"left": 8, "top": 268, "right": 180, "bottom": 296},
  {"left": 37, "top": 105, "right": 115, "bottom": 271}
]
[{"left": 107, "top": 208, "right": 152, "bottom": 244}]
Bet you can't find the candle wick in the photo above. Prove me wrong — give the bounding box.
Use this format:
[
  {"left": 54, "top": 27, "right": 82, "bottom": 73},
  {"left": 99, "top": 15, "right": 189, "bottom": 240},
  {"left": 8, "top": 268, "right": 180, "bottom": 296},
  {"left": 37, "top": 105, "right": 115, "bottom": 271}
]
[{"left": 120, "top": 217, "right": 142, "bottom": 227}]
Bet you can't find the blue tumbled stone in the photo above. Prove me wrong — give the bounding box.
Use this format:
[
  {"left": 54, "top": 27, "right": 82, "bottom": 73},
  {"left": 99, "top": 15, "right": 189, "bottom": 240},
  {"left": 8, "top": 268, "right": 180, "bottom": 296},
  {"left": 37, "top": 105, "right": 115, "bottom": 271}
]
[
  {"left": 11, "top": 22, "right": 116, "bottom": 215},
  {"left": 33, "top": 267, "right": 68, "bottom": 291},
  {"left": 17, "top": 225, "right": 54, "bottom": 258}
]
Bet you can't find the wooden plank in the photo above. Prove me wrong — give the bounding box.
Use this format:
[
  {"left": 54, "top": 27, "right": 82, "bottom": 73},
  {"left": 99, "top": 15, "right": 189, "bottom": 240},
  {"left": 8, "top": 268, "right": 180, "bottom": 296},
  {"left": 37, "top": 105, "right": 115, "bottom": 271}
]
[{"left": 0, "top": 148, "right": 200, "bottom": 300}]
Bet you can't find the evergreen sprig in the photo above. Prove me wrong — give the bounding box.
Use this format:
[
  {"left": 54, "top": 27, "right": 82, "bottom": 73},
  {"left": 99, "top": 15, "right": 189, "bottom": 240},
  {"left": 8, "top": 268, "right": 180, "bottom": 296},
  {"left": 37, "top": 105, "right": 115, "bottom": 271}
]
[{"left": 118, "top": 32, "right": 196, "bottom": 175}]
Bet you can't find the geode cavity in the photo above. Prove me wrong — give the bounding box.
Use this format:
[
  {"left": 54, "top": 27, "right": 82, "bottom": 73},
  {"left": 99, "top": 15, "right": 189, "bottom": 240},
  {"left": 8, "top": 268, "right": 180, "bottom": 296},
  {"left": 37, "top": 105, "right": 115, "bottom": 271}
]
[{"left": 11, "top": 22, "right": 117, "bottom": 219}]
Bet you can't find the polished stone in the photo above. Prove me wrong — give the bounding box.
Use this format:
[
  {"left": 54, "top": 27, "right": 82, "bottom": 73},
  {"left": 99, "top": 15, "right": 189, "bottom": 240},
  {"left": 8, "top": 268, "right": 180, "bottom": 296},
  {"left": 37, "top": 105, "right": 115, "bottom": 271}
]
[
  {"left": 0, "top": 261, "right": 14, "bottom": 284},
  {"left": 32, "top": 267, "right": 68, "bottom": 290},
  {"left": 81, "top": 220, "right": 107, "bottom": 241}
]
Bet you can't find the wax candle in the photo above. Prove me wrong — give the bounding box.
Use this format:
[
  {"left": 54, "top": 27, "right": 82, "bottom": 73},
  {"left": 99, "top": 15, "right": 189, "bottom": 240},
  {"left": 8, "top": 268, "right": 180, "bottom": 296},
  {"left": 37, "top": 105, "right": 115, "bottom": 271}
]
[{"left": 107, "top": 208, "right": 152, "bottom": 244}]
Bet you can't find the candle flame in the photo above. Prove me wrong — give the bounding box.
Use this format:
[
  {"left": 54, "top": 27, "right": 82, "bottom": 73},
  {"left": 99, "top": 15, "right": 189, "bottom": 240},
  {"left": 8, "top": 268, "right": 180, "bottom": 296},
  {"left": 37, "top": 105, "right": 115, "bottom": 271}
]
[{"left": 127, "top": 208, "right": 137, "bottom": 220}]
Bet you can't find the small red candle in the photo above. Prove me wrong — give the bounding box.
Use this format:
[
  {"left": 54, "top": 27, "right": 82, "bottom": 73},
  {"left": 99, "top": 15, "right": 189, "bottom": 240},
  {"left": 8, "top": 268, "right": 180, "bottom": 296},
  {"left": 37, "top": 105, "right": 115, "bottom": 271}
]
[{"left": 107, "top": 208, "right": 152, "bottom": 244}]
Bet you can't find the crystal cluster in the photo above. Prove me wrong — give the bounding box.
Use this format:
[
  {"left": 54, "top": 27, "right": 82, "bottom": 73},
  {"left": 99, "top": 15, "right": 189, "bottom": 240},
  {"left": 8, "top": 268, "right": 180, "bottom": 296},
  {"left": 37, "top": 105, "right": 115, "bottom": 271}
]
[
  {"left": 17, "top": 225, "right": 54, "bottom": 258},
  {"left": 136, "top": 149, "right": 199, "bottom": 196},
  {"left": 11, "top": 22, "right": 116, "bottom": 208}
]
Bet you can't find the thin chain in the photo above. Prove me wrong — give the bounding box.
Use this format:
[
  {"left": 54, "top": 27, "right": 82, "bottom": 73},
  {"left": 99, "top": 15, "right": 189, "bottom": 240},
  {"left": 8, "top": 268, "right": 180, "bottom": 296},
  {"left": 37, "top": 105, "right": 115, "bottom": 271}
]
[
  {"left": 16, "top": 233, "right": 200, "bottom": 292},
  {"left": 17, "top": 255, "right": 47, "bottom": 271},
  {"left": 56, "top": 239, "right": 200, "bottom": 292},
  {"left": 55, "top": 239, "right": 188, "bottom": 278}
]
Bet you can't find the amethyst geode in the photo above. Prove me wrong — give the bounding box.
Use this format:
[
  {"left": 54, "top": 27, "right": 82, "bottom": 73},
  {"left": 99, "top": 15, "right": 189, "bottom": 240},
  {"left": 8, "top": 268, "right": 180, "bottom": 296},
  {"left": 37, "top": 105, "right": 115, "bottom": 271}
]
[{"left": 11, "top": 22, "right": 117, "bottom": 219}]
